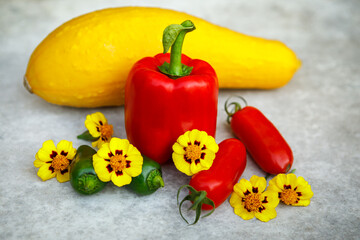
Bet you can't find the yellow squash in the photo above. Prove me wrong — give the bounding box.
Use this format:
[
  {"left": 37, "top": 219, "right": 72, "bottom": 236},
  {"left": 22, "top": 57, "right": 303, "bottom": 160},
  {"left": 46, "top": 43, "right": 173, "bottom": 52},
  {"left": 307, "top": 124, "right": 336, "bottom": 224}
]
[{"left": 24, "top": 7, "right": 301, "bottom": 108}]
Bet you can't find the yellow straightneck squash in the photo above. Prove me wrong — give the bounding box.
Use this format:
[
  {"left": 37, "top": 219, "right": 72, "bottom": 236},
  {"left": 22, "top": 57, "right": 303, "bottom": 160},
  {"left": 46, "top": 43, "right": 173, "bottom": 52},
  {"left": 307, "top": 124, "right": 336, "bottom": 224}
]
[{"left": 24, "top": 7, "right": 301, "bottom": 108}]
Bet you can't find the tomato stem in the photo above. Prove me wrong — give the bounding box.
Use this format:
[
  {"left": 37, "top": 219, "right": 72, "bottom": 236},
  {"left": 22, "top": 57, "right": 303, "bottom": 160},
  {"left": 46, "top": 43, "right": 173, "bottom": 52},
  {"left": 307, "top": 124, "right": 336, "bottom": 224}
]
[
  {"left": 177, "top": 185, "right": 215, "bottom": 225},
  {"left": 224, "top": 96, "right": 248, "bottom": 123}
]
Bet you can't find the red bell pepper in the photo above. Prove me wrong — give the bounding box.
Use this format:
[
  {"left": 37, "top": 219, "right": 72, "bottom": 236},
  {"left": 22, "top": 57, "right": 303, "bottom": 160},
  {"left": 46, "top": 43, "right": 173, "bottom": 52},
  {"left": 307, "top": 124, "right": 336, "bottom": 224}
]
[
  {"left": 125, "top": 20, "right": 218, "bottom": 164},
  {"left": 225, "top": 97, "right": 293, "bottom": 174},
  {"left": 177, "top": 138, "right": 247, "bottom": 224}
]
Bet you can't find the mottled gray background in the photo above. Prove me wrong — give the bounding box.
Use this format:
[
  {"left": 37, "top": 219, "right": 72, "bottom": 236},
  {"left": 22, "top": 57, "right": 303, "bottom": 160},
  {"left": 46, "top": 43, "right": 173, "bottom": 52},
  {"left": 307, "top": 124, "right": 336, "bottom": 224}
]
[{"left": 0, "top": 0, "right": 359, "bottom": 239}]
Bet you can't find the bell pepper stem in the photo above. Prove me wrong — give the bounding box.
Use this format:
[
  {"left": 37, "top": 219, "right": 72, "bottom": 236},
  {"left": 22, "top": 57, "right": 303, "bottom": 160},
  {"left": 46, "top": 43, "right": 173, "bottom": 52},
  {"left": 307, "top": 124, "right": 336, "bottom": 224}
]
[{"left": 159, "top": 20, "right": 195, "bottom": 78}]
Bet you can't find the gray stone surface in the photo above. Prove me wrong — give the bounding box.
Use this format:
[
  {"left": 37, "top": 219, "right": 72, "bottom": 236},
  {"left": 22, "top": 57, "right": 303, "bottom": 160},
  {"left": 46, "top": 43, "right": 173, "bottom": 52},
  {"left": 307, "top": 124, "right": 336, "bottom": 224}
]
[{"left": 0, "top": 0, "right": 359, "bottom": 239}]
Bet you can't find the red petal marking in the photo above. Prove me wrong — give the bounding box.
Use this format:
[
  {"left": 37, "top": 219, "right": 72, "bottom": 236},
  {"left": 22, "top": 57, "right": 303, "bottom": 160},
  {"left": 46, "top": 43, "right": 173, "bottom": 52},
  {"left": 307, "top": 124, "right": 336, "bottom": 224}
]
[
  {"left": 252, "top": 187, "right": 259, "bottom": 193},
  {"left": 106, "top": 164, "right": 113, "bottom": 173},
  {"left": 50, "top": 151, "right": 57, "bottom": 159},
  {"left": 60, "top": 151, "right": 67, "bottom": 156},
  {"left": 115, "top": 150, "right": 123, "bottom": 155},
  {"left": 115, "top": 170, "right": 123, "bottom": 176}
]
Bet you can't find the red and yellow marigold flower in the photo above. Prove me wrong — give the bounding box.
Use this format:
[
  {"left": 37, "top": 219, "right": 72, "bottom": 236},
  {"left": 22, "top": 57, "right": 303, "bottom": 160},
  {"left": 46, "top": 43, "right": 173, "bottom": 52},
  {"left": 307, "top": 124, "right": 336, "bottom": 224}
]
[
  {"left": 172, "top": 129, "right": 219, "bottom": 176},
  {"left": 85, "top": 112, "right": 114, "bottom": 148},
  {"left": 34, "top": 140, "right": 76, "bottom": 183},
  {"left": 230, "top": 175, "right": 279, "bottom": 222},
  {"left": 267, "top": 173, "right": 313, "bottom": 206},
  {"left": 93, "top": 137, "right": 143, "bottom": 187}
]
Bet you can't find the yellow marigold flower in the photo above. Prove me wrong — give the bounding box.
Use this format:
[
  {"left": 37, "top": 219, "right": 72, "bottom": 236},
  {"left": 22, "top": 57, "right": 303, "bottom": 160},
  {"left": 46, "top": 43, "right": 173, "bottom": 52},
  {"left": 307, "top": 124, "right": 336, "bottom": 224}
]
[
  {"left": 230, "top": 176, "right": 279, "bottom": 222},
  {"left": 268, "top": 173, "right": 314, "bottom": 206},
  {"left": 34, "top": 140, "right": 76, "bottom": 183},
  {"left": 172, "top": 129, "right": 219, "bottom": 176},
  {"left": 93, "top": 137, "right": 143, "bottom": 187},
  {"left": 85, "top": 112, "right": 114, "bottom": 148}
]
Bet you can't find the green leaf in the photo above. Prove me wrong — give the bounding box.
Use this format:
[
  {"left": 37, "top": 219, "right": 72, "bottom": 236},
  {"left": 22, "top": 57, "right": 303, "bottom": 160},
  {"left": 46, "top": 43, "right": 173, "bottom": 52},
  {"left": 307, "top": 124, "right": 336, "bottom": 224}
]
[
  {"left": 162, "top": 24, "right": 185, "bottom": 54},
  {"left": 77, "top": 130, "right": 99, "bottom": 142}
]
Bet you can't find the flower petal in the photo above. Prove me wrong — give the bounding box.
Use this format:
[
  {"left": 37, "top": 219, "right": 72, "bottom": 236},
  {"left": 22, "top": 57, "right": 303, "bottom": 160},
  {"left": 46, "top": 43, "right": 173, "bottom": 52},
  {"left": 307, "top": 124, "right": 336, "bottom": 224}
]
[
  {"left": 111, "top": 172, "right": 132, "bottom": 187},
  {"left": 34, "top": 153, "right": 45, "bottom": 168},
  {"left": 37, "top": 140, "right": 57, "bottom": 162},
  {"left": 189, "top": 129, "right": 202, "bottom": 144},
  {"left": 203, "top": 134, "right": 219, "bottom": 153},
  {"left": 172, "top": 142, "right": 185, "bottom": 154},
  {"left": 261, "top": 191, "right": 280, "bottom": 209},
  {"left": 177, "top": 131, "right": 191, "bottom": 147},
  {"left": 96, "top": 143, "right": 112, "bottom": 159},
  {"left": 229, "top": 191, "right": 242, "bottom": 207},
  {"left": 233, "top": 179, "right": 253, "bottom": 197},
  {"left": 250, "top": 175, "right": 267, "bottom": 193},
  {"left": 37, "top": 163, "right": 56, "bottom": 181},
  {"left": 234, "top": 205, "right": 255, "bottom": 220},
  {"left": 56, "top": 169, "right": 70, "bottom": 183},
  {"left": 254, "top": 207, "right": 277, "bottom": 222},
  {"left": 123, "top": 154, "right": 143, "bottom": 177},
  {"left": 57, "top": 140, "right": 76, "bottom": 160},
  {"left": 93, "top": 154, "right": 112, "bottom": 182},
  {"left": 190, "top": 161, "right": 203, "bottom": 175},
  {"left": 110, "top": 138, "right": 129, "bottom": 155},
  {"left": 172, "top": 152, "right": 192, "bottom": 176}
]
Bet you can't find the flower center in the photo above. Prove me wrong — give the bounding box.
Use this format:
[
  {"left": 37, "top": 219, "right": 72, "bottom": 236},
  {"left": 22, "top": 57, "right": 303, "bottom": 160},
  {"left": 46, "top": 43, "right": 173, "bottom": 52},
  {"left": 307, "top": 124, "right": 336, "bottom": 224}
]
[
  {"left": 280, "top": 189, "right": 298, "bottom": 205},
  {"left": 110, "top": 154, "right": 126, "bottom": 172},
  {"left": 185, "top": 145, "right": 202, "bottom": 161},
  {"left": 100, "top": 124, "right": 113, "bottom": 140},
  {"left": 51, "top": 155, "right": 69, "bottom": 171},
  {"left": 244, "top": 193, "right": 262, "bottom": 212}
]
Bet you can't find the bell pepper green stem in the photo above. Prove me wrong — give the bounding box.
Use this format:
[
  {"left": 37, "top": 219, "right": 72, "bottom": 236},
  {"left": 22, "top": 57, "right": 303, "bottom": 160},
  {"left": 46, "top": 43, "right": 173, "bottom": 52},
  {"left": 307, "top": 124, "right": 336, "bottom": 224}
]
[
  {"left": 168, "top": 20, "right": 194, "bottom": 76},
  {"left": 158, "top": 20, "right": 195, "bottom": 78}
]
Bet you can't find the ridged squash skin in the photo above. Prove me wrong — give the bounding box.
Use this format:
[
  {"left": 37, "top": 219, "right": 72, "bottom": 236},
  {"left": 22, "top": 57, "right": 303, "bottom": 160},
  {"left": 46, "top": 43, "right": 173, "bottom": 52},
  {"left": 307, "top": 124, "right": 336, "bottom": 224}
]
[{"left": 24, "top": 7, "right": 301, "bottom": 108}]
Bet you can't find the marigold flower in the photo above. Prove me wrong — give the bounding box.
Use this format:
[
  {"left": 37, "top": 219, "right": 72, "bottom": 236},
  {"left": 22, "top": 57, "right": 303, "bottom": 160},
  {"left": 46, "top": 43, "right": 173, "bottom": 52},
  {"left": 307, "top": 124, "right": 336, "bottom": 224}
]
[
  {"left": 230, "top": 176, "right": 279, "bottom": 222},
  {"left": 172, "top": 129, "right": 219, "bottom": 176},
  {"left": 93, "top": 137, "right": 143, "bottom": 187},
  {"left": 267, "top": 173, "right": 313, "bottom": 206},
  {"left": 84, "top": 112, "right": 114, "bottom": 148},
  {"left": 34, "top": 140, "right": 76, "bottom": 183}
]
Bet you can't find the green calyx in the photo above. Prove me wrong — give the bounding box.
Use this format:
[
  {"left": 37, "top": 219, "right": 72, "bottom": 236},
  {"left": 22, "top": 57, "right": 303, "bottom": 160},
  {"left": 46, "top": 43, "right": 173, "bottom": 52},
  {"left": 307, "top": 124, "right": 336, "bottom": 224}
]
[
  {"left": 147, "top": 169, "right": 165, "bottom": 191},
  {"left": 158, "top": 20, "right": 195, "bottom": 79},
  {"left": 77, "top": 173, "right": 104, "bottom": 194},
  {"left": 224, "top": 96, "right": 248, "bottom": 123},
  {"left": 77, "top": 130, "right": 99, "bottom": 142},
  {"left": 177, "top": 185, "right": 215, "bottom": 225}
]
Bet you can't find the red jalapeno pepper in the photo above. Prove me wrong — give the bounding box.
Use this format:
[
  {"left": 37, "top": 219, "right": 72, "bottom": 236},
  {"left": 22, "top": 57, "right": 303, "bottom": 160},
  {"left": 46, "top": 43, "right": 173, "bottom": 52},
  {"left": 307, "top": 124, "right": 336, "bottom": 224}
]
[
  {"left": 225, "top": 97, "right": 293, "bottom": 174},
  {"left": 125, "top": 20, "right": 218, "bottom": 164},
  {"left": 177, "top": 138, "right": 247, "bottom": 224}
]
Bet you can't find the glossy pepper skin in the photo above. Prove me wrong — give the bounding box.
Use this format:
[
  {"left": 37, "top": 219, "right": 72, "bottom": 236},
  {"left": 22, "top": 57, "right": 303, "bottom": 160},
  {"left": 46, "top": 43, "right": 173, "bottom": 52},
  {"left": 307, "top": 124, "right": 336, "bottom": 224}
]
[
  {"left": 125, "top": 53, "right": 218, "bottom": 164},
  {"left": 177, "top": 138, "right": 247, "bottom": 224},
  {"left": 190, "top": 138, "right": 247, "bottom": 210},
  {"left": 230, "top": 106, "right": 293, "bottom": 174}
]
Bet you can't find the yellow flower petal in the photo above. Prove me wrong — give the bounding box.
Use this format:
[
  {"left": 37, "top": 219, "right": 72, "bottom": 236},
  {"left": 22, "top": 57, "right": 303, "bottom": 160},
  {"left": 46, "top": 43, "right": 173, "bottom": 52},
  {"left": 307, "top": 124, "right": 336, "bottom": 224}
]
[
  {"left": 111, "top": 172, "right": 132, "bottom": 187},
  {"left": 233, "top": 179, "right": 253, "bottom": 197},
  {"left": 229, "top": 191, "right": 242, "bottom": 207},
  {"left": 172, "top": 152, "right": 192, "bottom": 176},
  {"left": 203, "top": 134, "right": 219, "bottom": 153},
  {"left": 36, "top": 140, "right": 57, "bottom": 162},
  {"left": 93, "top": 154, "right": 112, "bottom": 182},
  {"left": 96, "top": 143, "right": 111, "bottom": 159},
  {"left": 234, "top": 204, "right": 255, "bottom": 220},
  {"left": 188, "top": 129, "right": 202, "bottom": 143},
  {"left": 262, "top": 191, "right": 280, "bottom": 209},
  {"left": 250, "top": 175, "right": 267, "bottom": 193},
  {"left": 37, "top": 163, "right": 56, "bottom": 181},
  {"left": 56, "top": 140, "right": 76, "bottom": 160},
  {"left": 177, "top": 131, "right": 191, "bottom": 147},
  {"left": 34, "top": 153, "right": 45, "bottom": 168},
  {"left": 126, "top": 144, "right": 141, "bottom": 157},
  {"left": 199, "top": 150, "right": 215, "bottom": 169},
  {"left": 55, "top": 169, "right": 70, "bottom": 183},
  {"left": 85, "top": 112, "right": 107, "bottom": 138},
  {"left": 110, "top": 138, "right": 129, "bottom": 155},
  {"left": 190, "top": 162, "right": 203, "bottom": 175},
  {"left": 254, "top": 207, "right": 277, "bottom": 222},
  {"left": 172, "top": 142, "right": 185, "bottom": 154}
]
